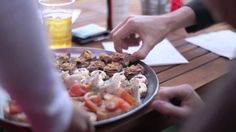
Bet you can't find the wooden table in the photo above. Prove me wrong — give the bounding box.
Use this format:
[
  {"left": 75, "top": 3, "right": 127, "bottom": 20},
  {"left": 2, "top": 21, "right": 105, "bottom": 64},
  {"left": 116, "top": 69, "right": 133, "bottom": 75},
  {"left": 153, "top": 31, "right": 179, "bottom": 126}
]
[{"left": 73, "top": 0, "right": 231, "bottom": 131}]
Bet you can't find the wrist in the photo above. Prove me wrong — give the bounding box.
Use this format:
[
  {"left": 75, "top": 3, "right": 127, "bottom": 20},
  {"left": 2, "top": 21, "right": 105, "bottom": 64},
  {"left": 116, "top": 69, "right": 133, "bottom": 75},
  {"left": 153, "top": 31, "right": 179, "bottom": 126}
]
[
  {"left": 159, "top": 15, "right": 176, "bottom": 35},
  {"left": 162, "top": 6, "right": 196, "bottom": 32},
  {"left": 151, "top": 15, "right": 174, "bottom": 36}
]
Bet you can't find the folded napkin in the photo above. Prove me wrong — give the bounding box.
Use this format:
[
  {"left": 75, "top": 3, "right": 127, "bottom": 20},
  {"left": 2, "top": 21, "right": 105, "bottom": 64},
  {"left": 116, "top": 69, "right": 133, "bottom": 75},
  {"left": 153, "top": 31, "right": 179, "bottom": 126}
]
[
  {"left": 186, "top": 30, "right": 236, "bottom": 60},
  {"left": 102, "top": 39, "right": 189, "bottom": 66}
]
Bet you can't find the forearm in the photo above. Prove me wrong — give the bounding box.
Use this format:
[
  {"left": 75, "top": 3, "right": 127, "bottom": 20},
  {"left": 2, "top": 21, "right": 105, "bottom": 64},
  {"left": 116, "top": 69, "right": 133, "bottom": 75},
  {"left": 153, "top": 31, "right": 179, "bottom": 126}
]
[
  {"left": 0, "top": 1, "right": 72, "bottom": 132},
  {"left": 185, "top": 0, "right": 216, "bottom": 32},
  {"left": 141, "top": 6, "right": 196, "bottom": 40},
  {"left": 159, "top": 6, "right": 196, "bottom": 34},
  {"left": 159, "top": 0, "right": 216, "bottom": 34},
  {"left": 150, "top": 6, "right": 196, "bottom": 35}
]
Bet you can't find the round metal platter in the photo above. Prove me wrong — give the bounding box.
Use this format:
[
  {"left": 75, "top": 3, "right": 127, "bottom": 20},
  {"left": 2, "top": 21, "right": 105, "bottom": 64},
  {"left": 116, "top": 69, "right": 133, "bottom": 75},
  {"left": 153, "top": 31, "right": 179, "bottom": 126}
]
[{"left": 0, "top": 47, "right": 159, "bottom": 129}]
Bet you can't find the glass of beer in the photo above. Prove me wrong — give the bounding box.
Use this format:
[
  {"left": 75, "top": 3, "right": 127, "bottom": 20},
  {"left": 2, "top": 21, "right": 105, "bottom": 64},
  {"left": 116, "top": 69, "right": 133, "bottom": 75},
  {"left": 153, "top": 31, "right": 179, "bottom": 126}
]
[{"left": 39, "top": 0, "right": 75, "bottom": 49}]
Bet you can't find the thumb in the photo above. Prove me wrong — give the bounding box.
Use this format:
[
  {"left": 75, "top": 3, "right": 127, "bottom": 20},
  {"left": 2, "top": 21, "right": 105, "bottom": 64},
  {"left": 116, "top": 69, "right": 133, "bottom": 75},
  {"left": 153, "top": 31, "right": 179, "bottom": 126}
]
[{"left": 152, "top": 100, "right": 187, "bottom": 119}]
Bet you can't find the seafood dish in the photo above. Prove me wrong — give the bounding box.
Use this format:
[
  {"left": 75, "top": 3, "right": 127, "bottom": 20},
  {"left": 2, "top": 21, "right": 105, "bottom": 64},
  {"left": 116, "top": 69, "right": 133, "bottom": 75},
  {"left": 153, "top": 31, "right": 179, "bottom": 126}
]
[{"left": 4, "top": 50, "right": 149, "bottom": 123}]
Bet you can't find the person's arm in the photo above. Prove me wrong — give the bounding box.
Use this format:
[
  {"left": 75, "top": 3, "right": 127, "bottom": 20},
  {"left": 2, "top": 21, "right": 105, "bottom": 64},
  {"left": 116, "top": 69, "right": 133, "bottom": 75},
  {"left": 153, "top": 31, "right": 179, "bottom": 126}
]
[
  {"left": 180, "top": 61, "right": 236, "bottom": 132},
  {"left": 112, "top": 0, "right": 218, "bottom": 60},
  {"left": 152, "top": 84, "right": 204, "bottom": 120},
  {"left": 111, "top": 6, "right": 196, "bottom": 60},
  {"left": 0, "top": 1, "right": 91, "bottom": 132},
  {"left": 185, "top": 0, "right": 216, "bottom": 32}
]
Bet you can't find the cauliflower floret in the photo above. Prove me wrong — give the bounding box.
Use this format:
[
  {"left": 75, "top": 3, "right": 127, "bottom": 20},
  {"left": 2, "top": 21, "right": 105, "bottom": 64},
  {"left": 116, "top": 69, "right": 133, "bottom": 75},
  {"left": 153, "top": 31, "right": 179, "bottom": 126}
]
[
  {"left": 112, "top": 72, "right": 126, "bottom": 81},
  {"left": 62, "top": 68, "right": 90, "bottom": 88},
  {"left": 130, "top": 78, "right": 148, "bottom": 98},
  {"left": 86, "top": 71, "right": 105, "bottom": 88},
  {"left": 99, "top": 80, "right": 114, "bottom": 94},
  {"left": 90, "top": 70, "right": 107, "bottom": 88},
  {"left": 110, "top": 72, "right": 126, "bottom": 88},
  {"left": 90, "top": 70, "right": 107, "bottom": 80},
  {"left": 63, "top": 75, "right": 80, "bottom": 88},
  {"left": 138, "top": 83, "right": 147, "bottom": 97},
  {"left": 130, "top": 74, "right": 147, "bottom": 84},
  {"left": 73, "top": 68, "right": 90, "bottom": 78},
  {"left": 60, "top": 71, "right": 70, "bottom": 80}
]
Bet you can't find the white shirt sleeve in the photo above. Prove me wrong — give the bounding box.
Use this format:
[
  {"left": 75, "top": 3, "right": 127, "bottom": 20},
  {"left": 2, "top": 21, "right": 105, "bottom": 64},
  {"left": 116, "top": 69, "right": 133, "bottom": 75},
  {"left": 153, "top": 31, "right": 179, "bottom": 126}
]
[{"left": 0, "top": 1, "right": 73, "bottom": 132}]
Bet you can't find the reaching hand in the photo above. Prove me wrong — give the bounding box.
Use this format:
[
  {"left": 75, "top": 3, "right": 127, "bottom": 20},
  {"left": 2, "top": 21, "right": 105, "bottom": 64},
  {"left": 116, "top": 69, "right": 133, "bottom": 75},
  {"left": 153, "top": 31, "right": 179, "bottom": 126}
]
[
  {"left": 111, "top": 7, "right": 197, "bottom": 61},
  {"left": 152, "top": 84, "right": 204, "bottom": 120},
  {"left": 111, "top": 15, "right": 172, "bottom": 61}
]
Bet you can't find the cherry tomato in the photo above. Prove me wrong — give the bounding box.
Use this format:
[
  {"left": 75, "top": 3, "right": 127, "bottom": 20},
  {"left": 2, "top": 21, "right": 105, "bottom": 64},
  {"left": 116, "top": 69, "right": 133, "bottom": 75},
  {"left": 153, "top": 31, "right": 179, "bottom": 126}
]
[
  {"left": 9, "top": 104, "right": 22, "bottom": 115},
  {"left": 69, "top": 83, "right": 88, "bottom": 97},
  {"left": 105, "top": 100, "right": 118, "bottom": 112}
]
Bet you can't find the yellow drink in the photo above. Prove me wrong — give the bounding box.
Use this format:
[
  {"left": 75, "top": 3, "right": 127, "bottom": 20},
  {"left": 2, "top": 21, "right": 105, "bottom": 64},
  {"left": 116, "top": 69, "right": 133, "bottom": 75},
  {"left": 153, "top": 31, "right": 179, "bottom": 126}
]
[{"left": 44, "top": 12, "right": 72, "bottom": 49}]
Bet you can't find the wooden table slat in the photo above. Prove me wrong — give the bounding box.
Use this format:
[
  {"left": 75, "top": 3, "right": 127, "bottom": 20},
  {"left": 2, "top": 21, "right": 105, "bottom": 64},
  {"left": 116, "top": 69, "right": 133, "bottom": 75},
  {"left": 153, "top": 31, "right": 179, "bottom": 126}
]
[
  {"left": 177, "top": 43, "right": 197, "bottom": 53},
  {"left": 159, "top": 53, "right": 220, "bottom": 83},
  {"left": 160, "top": 58, "right": 228, "bottom": 89},
  {"left": 154, "top": 47, "right": 210, "bottom": 73}
]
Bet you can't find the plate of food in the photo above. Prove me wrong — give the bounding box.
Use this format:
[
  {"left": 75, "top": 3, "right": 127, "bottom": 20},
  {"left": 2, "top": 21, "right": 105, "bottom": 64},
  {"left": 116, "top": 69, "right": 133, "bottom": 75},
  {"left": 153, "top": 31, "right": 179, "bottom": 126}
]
[{"left": 0, "top": 47, "right": 159, "bottom": 130}]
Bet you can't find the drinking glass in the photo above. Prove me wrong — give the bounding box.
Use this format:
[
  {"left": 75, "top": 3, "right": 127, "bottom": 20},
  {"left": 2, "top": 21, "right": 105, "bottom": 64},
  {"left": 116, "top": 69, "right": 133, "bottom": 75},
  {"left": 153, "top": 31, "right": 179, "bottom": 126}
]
[{"left": 39, "top": 0, "right": 75, "bottom": 48}]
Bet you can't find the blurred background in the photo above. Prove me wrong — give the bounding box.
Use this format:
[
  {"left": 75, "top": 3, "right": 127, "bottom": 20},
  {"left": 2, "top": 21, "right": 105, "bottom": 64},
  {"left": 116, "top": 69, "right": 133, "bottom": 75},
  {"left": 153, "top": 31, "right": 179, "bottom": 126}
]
[{"left": 73, "top": 0, "right": 191, "bottom": 29}]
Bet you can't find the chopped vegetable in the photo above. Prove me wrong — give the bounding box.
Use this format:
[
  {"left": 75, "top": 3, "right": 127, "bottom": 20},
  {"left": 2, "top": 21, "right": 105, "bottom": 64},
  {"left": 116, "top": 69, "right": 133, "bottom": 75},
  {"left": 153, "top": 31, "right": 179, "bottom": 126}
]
[
  {"left": 117, "top": 98, "right": 132, "bottom": 112},
  {"left": 105, "top": 100, "right": 118, "bottom": 112},
  {"left": 85, "top": 99, "right": 98, "bottom": 112},
  {"left": 119, "top": 89, "right": 139, "bottom": 106},
  {"left": 69, "top": 83, "right": 90, "bottom": 97},
  {"left": 85, "top": 93, "right": 103, "bottom": 106},
  {"left": 8, "top": 104, "right": 22, "bottom": 115}
]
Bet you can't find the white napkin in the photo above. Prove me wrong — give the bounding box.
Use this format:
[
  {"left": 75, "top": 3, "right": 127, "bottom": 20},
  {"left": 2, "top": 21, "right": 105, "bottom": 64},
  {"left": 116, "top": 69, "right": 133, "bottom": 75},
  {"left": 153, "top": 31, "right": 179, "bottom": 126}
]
[
  {"left": 0, "top": 88, "right": 10, "bottom": 118},
  {"left": 186, "top": 30, "right": 236, "bottom": 60},
  {"left": 72, "top": 9, "right": 81, "bottom": 24},
  {"left": 102, "top": 39, "right": 189, "bottom": 66}
]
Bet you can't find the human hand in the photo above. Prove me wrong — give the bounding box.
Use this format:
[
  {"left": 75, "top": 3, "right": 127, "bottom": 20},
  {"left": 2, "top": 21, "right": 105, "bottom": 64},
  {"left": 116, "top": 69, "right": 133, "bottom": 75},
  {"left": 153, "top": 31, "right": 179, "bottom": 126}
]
[
  {"left": 152, "top": 84, "right": 204, "bottom": 120},
  {"left": 66, "top": 105, "right": 94, "bottom": 132},
  {"left": 111, "top": 15, "right": 172, "bottom": 60}
]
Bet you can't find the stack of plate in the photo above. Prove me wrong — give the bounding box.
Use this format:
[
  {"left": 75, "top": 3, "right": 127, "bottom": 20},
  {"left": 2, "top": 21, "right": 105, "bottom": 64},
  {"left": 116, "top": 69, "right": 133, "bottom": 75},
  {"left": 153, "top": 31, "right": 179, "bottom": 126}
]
[{"left": 140, "top": 0, "right": 171, "bottom": 15}]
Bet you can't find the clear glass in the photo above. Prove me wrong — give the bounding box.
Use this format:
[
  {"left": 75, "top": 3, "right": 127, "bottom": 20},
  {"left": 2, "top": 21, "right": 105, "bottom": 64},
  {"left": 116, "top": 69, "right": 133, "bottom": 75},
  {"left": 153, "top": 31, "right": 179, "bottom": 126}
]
[
  {"left": 140, "top": 0, "right": 171, "bottom": 15},
  {"left": 39, "top": 0, "right": 75, "bottom": 49}
]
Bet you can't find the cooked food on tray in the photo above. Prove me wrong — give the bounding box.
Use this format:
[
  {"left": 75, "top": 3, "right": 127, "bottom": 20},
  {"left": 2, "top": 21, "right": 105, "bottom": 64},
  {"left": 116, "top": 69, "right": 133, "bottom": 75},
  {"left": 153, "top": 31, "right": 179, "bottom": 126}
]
[
  {"left": 4, "top": 50, "right": 148, "bottom": 123},
  {"left": 103, "top": 62, "right": 123, "bottom": 77}
]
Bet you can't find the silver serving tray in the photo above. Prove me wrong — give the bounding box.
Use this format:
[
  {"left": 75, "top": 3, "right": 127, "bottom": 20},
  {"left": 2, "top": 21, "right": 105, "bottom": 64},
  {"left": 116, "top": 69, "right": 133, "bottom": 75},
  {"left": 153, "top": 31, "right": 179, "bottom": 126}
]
[{"left": 0, "top": 47, "right": 159, "bottom": 131}]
